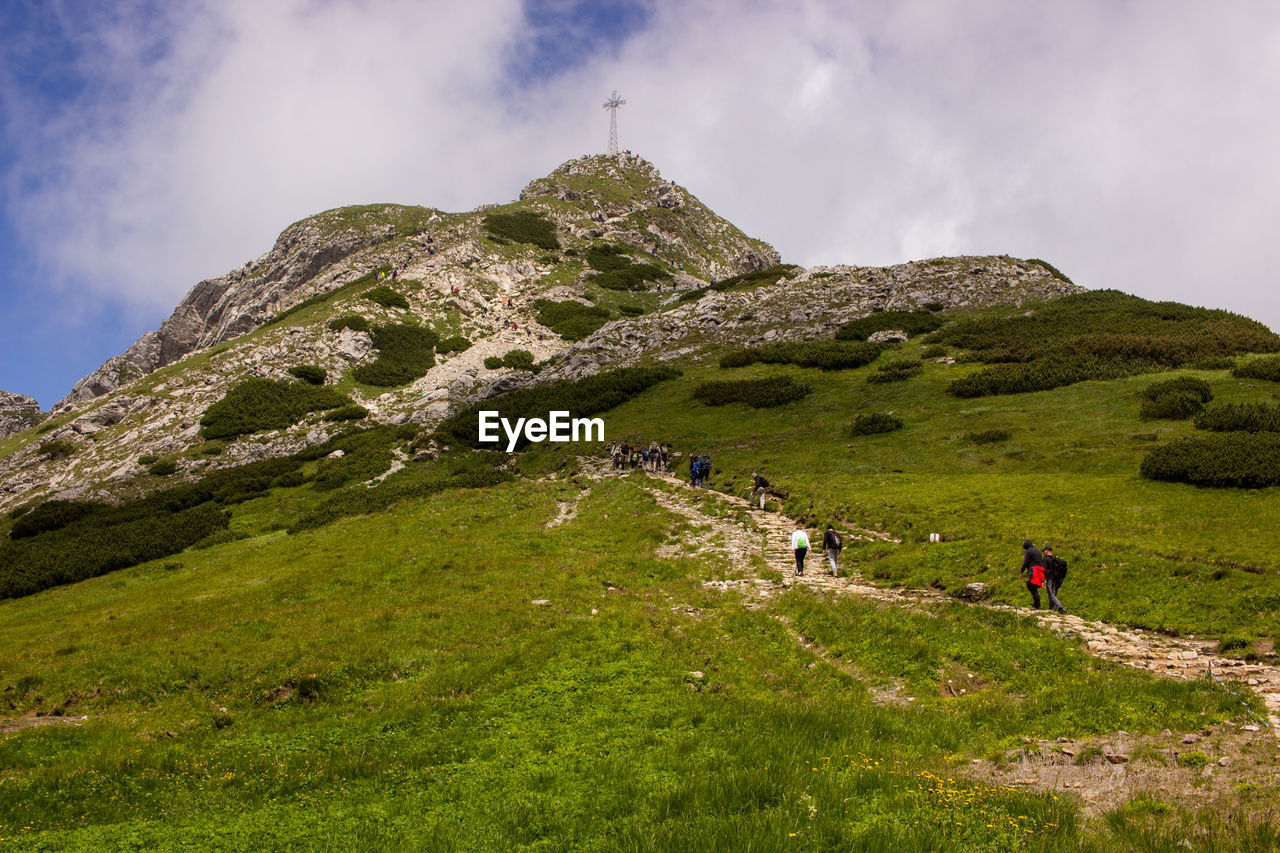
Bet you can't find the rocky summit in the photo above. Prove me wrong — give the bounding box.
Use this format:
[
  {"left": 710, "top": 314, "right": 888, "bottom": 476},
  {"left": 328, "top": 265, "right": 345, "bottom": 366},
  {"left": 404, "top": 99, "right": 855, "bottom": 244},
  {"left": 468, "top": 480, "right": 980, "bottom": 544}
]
[{"left": 0, "top": 153, "right": 1077, "bottom": 511}]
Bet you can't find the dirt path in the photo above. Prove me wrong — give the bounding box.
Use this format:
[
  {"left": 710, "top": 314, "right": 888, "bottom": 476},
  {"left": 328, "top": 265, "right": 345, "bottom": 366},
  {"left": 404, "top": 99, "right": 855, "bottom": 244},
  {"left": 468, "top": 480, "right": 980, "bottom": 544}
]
[{"left": 577, "top": 457, "right": 1280, "bottom": 733}]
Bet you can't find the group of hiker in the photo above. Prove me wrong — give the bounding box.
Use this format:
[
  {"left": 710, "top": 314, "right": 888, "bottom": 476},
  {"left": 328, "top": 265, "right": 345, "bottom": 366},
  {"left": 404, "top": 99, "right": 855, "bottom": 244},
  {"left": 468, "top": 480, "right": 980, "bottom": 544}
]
[
  {"left": 1020, "top": 540, "right": 1069, "bottom": 613},
  {"left": 605, "top": 447, "right": 1074, "bottom": 610},
  {"left": 611, "top": 441, "right": 670, "bottom": 472}
]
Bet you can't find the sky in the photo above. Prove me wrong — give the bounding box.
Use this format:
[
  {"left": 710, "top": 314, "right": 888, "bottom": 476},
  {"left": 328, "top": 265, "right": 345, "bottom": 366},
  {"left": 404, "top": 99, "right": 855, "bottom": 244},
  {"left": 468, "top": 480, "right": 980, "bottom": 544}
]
[{"left": 2, "top": 0, "right": 1279, "bottom": 408}]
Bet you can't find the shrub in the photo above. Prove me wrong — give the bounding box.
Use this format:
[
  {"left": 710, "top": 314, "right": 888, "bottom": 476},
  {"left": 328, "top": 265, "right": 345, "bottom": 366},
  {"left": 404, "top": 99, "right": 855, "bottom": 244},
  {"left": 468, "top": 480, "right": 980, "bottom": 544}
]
[
  {"left": 39, "top": 439, "right": 76, "bottom": 459},
  {"left": 1140, "top": 392, "right": 1204, "bottom": 420},
  {"left": 921, "top": 344, "right": 948, "bottom": 359},
  {"left": 868, "top": 358, "right": 923, "bottom": 384},
  {"left": 311, "top": 428, "right": 402, "bottom": 491},
  {"left": 288, "top": 365, "right": 327, "bottom": 385},
  {"left": 190, "top": 529, "right": 250, "bottom": 551},
  {"left": 966, "top": 429, "right": 1011, "bottom": 444},
  {"left": 352, "top": 323, "right": 438, "bottom": 387},
  {"left": 483, "top": 356, "right": 505, "bottom": 370},
  {"left": 437, "top": 335, "right": 470, "bottom": 354},
  {"left": 678, "top": 265, "right": 799, "bottom": 303},
  {"left": 482, "top": 211, "right": 559, "bottom": 250},
  {"left": 692, "top": 376, "right": 811, "bottom": 409},
  {"left": 923, "top": 301, "right": 947, "bottom": 312},
  {"left": 836, "top": 311, "right": 945, "bottom": 341},
  {"left": 441, "top": 366, "right": 681, "bottom": 450},
  {"left": 848, "top": 413, "right": 903, "bottom": 435},
  {"left": 535, "top": 299, "right": 611, "bottom": 341},
  {"left": 502, "top": 349, "right": 535, "bottom": 370},
  {"left": 1196, "top": 356, "right": 1236, "bottom": 371},
  {"left": 1140, "top": 433, "right": 1280, "bottom": 487},
  {"left": 588, "top": 260, "right": 669, "bottom": 292},
  {"left": 137, "top": 454, "right": 160, "bottom": 465},
  {"left": 719, "top": 341, "right": 883, "bottom": 371},
  {"left": 270, "top": 471, "right": 307, "bottom": 488},
  {"left": 200, "top": 378, "right": 351, "bottom": 439},
  {"left": 268, "top": 267, "right": 389, "bottom": 325},
  {"left": 9, "top": 500, "right": 100, "bottom": 540},
  {"left": 1140, "top": 376, "right": 1213, "bottom": 403},
  {"left": 329, "top": 314, "right": 370, "bottom": 333},
  {"left": 617, "top": 303, "right": 644, "bottom": 317},
  {"left": 149, "top": 459, "right": 177, "bottom": 476},
  {"left": 948, "top": 356, "right": 1134, "bottom": 398},
  {"left": 363, "top": 285, "right": 410, "bottom": 310},
  {"left": 932, "top": 290, "right": 1279, "bottom": 379},
  {"left": 324, "top": 404, "right": 369, "bottom": 422},
  {"left": 1194, "top": 402, "right": 1280, "bottom": 433},
  {"left": 1233, "top": 355, "right": 1280, "bottom": 383}
]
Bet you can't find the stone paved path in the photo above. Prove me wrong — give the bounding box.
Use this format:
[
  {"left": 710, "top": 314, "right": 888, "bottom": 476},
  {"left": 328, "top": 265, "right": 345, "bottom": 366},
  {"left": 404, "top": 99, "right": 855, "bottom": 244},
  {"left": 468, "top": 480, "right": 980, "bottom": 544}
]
[{"left": 579, "top": 457, "right": 1280, "bottom": 734}]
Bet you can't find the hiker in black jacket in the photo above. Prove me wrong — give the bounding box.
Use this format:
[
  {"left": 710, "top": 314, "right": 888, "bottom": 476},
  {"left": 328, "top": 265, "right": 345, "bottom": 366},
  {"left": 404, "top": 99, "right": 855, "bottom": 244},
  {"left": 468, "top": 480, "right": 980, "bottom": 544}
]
[
  {"left": 1042, "top": 546, "right": 1067, "bottom": 613},
  {"left": 823, "top": 525, "right": 843, "bottom": 577},
  {"left": 750, "top": 473, "right": 769, "bottom": 509}
]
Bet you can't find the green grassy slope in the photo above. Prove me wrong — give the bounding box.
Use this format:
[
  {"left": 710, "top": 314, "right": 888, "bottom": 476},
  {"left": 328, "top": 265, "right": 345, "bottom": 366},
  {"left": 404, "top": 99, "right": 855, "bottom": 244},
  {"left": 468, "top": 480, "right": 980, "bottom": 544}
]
[
  {"left": 0, "top": 477, "right": 1264, "bottom": 850},
  {"left": 604, "top": 339, "right": 1280, "bottom": 643}
]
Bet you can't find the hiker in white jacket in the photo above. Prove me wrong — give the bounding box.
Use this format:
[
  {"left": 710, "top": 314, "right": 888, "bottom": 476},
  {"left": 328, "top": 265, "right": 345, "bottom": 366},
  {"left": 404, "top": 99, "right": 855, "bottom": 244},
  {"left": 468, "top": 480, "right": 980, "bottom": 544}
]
[{"left": 790, "top": 522, "right": 810, "bottom": 576}]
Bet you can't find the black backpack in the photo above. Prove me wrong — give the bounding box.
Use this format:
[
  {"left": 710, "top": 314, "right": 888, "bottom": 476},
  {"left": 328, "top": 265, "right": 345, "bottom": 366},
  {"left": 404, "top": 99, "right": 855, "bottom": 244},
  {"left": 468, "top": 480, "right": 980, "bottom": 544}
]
[
  {"left": 1047, "top": 555, "right": 1067, "bottom": 583},
  {"left": 828, "top": 530, "right": 843, "bottom": 550}
]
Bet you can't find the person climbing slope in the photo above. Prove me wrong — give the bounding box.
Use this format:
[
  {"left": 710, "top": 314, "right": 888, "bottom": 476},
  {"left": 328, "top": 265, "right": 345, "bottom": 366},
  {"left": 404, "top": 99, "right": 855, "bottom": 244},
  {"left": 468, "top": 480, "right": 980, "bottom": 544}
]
[
  {"left": 1021, "top": 539, "right": 1046, "bottom": 609},
  {"left": 791, "top": 522, "right": 810, "bottom": 577},
  {"left": 823, "top": 524, "right": 843, "bottom": 577},
  {"left": 750, "top": 472, "right": 770, "bottom": 509}
]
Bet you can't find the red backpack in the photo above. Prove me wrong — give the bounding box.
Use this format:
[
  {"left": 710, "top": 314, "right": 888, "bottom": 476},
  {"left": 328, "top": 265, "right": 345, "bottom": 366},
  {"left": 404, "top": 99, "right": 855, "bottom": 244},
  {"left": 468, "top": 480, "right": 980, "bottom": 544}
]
[{"left": 1027, "top": 564, "right": 1045, "bottom": 587}]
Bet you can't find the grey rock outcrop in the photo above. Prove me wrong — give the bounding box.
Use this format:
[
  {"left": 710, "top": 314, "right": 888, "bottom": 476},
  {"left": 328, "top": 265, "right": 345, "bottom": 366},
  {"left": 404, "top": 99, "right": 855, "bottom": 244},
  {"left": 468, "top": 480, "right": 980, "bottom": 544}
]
[
  {"left": 0, "top": 391, "right": 42, "bottom": 439},
  {"left": 55, "top": 208, "right": 417, "bottom": 412}
]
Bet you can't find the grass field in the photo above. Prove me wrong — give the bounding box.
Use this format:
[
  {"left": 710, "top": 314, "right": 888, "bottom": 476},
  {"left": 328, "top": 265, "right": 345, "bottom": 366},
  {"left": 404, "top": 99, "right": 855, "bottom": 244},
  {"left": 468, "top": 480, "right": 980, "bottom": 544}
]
[{"left": 0, "top": 470, "right": 1274, "bottom": 850}]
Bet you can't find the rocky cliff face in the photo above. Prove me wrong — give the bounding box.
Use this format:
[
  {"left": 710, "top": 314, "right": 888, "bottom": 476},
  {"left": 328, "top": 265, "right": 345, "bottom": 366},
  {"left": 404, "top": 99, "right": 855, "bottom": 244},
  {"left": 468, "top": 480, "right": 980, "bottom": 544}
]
[
  {"left": 54, "top": 206, "right": 434, "bottom": 412},
  {"left": 0, "top": 392, "right": 42, "bottom": 439}
]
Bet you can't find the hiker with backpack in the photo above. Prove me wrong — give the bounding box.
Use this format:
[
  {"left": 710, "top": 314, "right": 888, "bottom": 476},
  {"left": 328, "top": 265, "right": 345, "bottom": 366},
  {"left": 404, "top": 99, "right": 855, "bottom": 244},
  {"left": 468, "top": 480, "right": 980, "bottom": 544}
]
[
  {"left": 750, "top": 472, "right": 770, "bottom": 509},
  {"left": 1020, "top": 540, "right": 1047, "bottom": 609},
  {"left": 697, "top": 455, "right": 712, "bottom": 487},
  {"left": 689, "top": 454, "right": 700, "bottom": 486},
  {"left": 1043, "top": 546, "right": 1068, "bottom": 613},
  {"left": 791, "top": 522, "right": 810, "bottom": 577},
  {"left": 823, "top": 525, "right": 843, "bottom": 577}
]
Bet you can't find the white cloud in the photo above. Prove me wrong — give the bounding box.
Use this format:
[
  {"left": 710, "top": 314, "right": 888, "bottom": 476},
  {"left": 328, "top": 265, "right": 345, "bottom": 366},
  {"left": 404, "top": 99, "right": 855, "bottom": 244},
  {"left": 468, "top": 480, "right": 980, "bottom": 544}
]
[{"left": 8, "top": 0, "right": 1280, "bottom": 337}]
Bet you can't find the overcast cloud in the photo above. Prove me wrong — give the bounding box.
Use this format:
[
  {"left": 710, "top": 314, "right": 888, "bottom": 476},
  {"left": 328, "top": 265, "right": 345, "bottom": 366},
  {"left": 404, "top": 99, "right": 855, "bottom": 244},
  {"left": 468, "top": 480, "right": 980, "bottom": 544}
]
[{"left": 3, "top": 0, "right": 1279, "bottom": 403}]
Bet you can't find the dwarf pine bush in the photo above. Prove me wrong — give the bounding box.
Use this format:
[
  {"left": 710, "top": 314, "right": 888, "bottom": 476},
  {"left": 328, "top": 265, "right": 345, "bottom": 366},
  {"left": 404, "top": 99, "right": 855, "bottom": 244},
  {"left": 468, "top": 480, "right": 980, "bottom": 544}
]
[
  {"left": 352, "top": 324, "right": 437, "bottom": 387},
  {"left": 693, "top": 376, "right": 811, "bottom": 408},
  {"left": 535, "top": 299, "right": 611, "bottom": 341},
  {"left": 848, "top": 413, "right": 904, "bottom": 435},
  {"left": 1141, "top": 433, "right": 1280, "bottom": 487},
  {"left": 482, "top": 211, "right": 559, "bottom": 250},
  {"left": 836, "top": 311, "right": 945, "bottom": 341},
  {"left": 200, "top": 378, "right": 350, "bottom": 439}
]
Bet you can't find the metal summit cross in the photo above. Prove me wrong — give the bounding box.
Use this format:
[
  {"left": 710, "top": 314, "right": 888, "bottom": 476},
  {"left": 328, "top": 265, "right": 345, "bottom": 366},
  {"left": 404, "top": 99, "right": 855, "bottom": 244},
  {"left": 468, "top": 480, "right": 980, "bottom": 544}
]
[{"left": 603, "top": 90, "right": 626, "bottom": 155}]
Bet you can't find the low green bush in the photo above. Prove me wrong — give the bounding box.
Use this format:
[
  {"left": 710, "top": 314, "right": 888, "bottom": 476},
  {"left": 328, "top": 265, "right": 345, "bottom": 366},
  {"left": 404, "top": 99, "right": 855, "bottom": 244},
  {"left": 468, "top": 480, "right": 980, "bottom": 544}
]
[
  {"left": 948, "top": 356, "right": 1134, "bottom": 398},
  {"left": 1140, "top": 376, "right": 1213, "bottom": 403},
  {"left": 200, "top": 378, "right": 351, "bottom": 439},
  {"left": 1140, "top": 392, "right": 1204, "bottom": 420},
  {"left": 363, "top": 285, "right": 410, "bottom": 310},
  {"left": 323, "top": 404, "right": 369, "bottom": 422},
  {"left": 482, "top": 211, "right": 559, "bottom": 250},
  {"left": 190, "top": 529, "right": 250, "bottom": 551},
  {"left": 137, "top": 454, "right": 159, "bottom": 465},
  {"left": 677, "top": 265, "right": 799, "bottom": 303},
  {"left": 693, "top": 376, "right": 811, "bottom": 409},
  {"left": 1233, "top": 355, "right": 1280, "bottom": 383},
  {"left": 311, "top": 428, "right": 402, "bottom": 491},
  {"left": 836, "top": 311, "right": 945, "bottom": 341},
  {"left": 437, "top": 335, "right": 470, "bottom": 354},
  {"left": 1140, "top": 433, "right": 1280, "bottom": 487},
  {"left": 1196, "top": 356, "right": 1236, "bottom": 370},
  {"left": 868, "top": 358, "right": 923, "bottom": 384},
  {"left": 9, "top": 500, "right": 100, "bottom": 540},
  {"left": 535, "top": 299, "right": 611, "bottom": 341},
  {"left": 148, "top": 459, "right": 177, "bottom": 476},
  {"left": 483, "top": 356, "right": 505, "bottom": 370},
  {"left": 288, "top": 365, "right": 327, "bottom": 385},
  {"left": 502, "top": 349, "right": 535, "bottom": 370},
  {"left": 921, "top": 344, "right": 948, "bottom": 359},
  {"left": 1194, "top": 402, "right": 1280, "bottom": 433},
  {"left": 352, "top": 324, "right": 438, "bottom": 387},
  {"left": 328, "top": 314, "right": 370, "bottom": 333},
  {"left": 966, "top": 429, "right": 1011, "bottom": 444},
  {"left": 441, "top": 366, "right": 681, "bottom": 450},
  {"left": 617, "top": 303, "right": 644, "bottom": 317},
  {"left": 848, "top": 413, "right": 904, "bottom": 435},
  {"left": 39, "top": 439, "right": 76, "bottom": 459},
  {"left": 719, "top": 341, "right": 883, "bottom": 371}
]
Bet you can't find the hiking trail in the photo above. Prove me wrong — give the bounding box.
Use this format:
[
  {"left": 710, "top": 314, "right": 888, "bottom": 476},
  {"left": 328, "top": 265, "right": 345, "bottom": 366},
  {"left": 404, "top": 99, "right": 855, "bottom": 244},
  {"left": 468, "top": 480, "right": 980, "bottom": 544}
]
[{"left": 575, "top": 456, "right": 1280, "bottom": 735}]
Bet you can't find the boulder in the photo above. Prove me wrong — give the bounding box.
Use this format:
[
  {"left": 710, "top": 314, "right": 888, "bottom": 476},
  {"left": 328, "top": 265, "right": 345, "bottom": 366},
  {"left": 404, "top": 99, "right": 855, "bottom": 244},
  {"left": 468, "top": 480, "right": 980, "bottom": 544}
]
[
  {"left": 955, "top": 583, "right": 989, "bottom": 602},
  {"left": 869, "top": 329, "right": 909, "bottom": 343}
]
